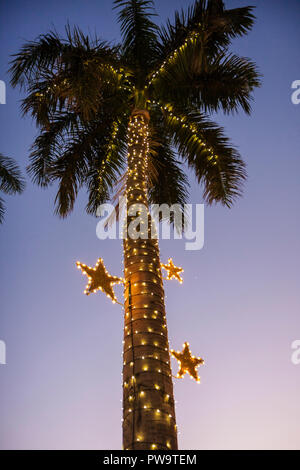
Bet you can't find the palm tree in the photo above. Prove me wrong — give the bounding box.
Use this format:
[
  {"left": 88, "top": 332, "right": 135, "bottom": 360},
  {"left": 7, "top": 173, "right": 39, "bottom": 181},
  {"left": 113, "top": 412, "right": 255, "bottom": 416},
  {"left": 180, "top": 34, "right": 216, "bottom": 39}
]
[
  {"left": 0, "top": 153, "right": 25, "bottom": 223},
  {"left": 10, "top": 0, "right": 260, "bottom": 450}
]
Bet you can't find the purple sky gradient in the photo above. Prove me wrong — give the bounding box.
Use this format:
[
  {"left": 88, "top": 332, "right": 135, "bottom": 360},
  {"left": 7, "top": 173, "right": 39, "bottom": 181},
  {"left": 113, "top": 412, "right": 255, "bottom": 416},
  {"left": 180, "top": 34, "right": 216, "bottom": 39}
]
[{"left": 0, "top": 0, "right": 299, "bottom": 450}]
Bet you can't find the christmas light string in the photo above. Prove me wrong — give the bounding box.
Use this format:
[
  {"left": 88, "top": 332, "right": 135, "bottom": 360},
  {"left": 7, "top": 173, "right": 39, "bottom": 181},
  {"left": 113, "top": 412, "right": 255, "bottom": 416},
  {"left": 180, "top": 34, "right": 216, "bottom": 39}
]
[
  {"left": 76, "top": 113, "right": 205, "bottom": 450},
  {"left": 151, "top": 99, "right": 220, "bottom": 167}
]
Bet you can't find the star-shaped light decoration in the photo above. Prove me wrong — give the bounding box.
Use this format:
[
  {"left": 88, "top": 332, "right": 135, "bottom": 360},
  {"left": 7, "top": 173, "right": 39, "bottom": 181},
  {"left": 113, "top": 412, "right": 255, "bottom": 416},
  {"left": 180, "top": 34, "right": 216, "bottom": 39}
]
[
  {"left": 161, "top": 258, "right": 184, "bottom": 283},
  {"left": 171, "top": 342, "right": 204, "bottom": 383},
  {"left": 76, "top": 258, "right": 123, "bottom": 303}
]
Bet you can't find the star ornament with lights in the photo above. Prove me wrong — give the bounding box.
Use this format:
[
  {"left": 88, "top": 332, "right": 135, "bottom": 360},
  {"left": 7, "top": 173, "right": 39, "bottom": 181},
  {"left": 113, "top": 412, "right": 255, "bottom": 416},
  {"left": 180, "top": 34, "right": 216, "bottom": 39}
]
[
  {"left": 76, "top": 258, "right": 123, "bottom": 303},
  {"left": 161, "top": 258, "right": 184, "bottom": 283},
  {"left": 171, "top": 342, "right": 204, "bottom": 383}
]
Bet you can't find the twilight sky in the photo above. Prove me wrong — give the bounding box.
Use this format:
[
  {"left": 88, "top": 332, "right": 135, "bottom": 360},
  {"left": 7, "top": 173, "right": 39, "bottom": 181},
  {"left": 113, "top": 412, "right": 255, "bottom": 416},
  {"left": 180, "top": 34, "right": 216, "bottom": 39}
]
[{"left": 0, "top": 0, "right": 299, "bottom": 450}]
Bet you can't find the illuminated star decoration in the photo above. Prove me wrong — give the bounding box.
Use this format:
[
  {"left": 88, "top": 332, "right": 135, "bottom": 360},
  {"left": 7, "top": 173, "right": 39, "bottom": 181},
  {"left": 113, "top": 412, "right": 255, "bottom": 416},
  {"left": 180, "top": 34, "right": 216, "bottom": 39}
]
[
  {"left": 161, "top": 258, "right": 184, "bottom": 283},
  {"left": 76, "top": 258, "right": 123, "bottom": 303},
  {"left": 171, "top": 342, "right": 204, "bottom": 383}
]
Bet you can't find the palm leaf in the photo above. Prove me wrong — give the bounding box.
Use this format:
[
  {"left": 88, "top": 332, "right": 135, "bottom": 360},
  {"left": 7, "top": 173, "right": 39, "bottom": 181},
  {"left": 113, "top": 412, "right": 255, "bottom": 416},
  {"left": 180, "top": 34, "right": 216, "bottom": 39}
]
[
  {"left": 0, "top": 154, "right": 25, "bottom": 194},
  {"left": 151, "top": 47, "right": 261, "bottom": 114},
  {"left": 0, "top": 153, "right": 25, "bottom": 224},
  {"left": 153, "top": 102, "right": 246, "bottom": 206},
  {"left": 158, "top": 1, "right": 255, "bottom": 58},
  {"left": 114, "top": 0, "right": 160, "bottom": 80},
  {"left": 0, "top": 196, "right": 5, "bottom": 224},
  {"left": 148, "top": 116, "right": 189, "bottom": 210}
]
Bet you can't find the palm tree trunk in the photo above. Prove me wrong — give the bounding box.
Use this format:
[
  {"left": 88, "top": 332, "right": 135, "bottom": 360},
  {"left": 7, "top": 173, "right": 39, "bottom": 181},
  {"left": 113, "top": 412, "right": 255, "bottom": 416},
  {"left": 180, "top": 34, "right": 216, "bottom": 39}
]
[{"left": 122, "top": 110, "right": 178, "bottom": 450}]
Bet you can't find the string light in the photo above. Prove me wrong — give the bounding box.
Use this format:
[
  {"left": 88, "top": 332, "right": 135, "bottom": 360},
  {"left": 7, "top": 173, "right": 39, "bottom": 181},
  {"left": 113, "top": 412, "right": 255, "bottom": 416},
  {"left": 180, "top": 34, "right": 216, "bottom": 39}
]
[
  {"left": 151, "top": 99, "right": 219, "bottom": 166},
  {"left": 161, "top": 258, "right": 184, "bottom": 283},
  {"left": 76, "top": 258, "right": 123, "bottom": 303},
  {"left": 171, "top": 342, "right": 204, "bottom": 383},
  {"left": 122, "top": 113, "right": 177, "bottom": 451},
  {"left": 97, "top": 120, "right": 120, "bottom": 188},
  {"left": 148, "top": 30, "right": 202, "bottom": 86}
]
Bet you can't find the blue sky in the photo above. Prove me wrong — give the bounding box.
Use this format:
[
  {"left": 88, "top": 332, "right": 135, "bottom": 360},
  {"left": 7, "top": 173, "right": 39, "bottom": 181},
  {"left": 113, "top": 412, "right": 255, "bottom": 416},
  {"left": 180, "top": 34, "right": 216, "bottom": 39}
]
[{"left": 0, "top": 0, "right": 299, "bottom": 449}]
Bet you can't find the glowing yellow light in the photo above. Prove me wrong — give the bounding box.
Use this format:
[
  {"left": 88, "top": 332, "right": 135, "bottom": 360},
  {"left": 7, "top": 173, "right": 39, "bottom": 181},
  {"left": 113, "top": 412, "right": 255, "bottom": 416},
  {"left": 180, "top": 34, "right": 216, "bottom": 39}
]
[
  {"left": 161, "top": 258, "right": 184, "bottom": 283},
  {"left": 76, "top": 258, "right": 123, "bottom": 302},
  {"left": 171, "top": 342, "right": 204, "bottom": 383}
]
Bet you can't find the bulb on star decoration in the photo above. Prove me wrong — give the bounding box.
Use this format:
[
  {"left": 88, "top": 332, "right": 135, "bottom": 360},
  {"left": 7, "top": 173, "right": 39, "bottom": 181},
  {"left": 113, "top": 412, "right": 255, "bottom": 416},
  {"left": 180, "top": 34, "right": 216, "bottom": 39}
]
[
  {"left": 171, "top": 342, "right": 204, "bottom": 383},
  {"left": 76, "top": 258, "right": 123, "bottom": 303},
  {"left": 161, "top": 258, "right": 184, "bottom": 283}
]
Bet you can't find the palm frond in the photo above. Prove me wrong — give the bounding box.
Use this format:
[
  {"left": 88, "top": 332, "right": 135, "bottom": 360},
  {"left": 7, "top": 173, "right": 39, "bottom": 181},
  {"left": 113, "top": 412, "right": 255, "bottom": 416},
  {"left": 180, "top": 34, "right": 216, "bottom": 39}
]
[
  {"left": 149, "top": 1, "right": 257, "bottom": 101},
  {"left": 51, "top": 128, "right": 92, "bottom": 217},
  {"left": 154, "top": 101, "right": 246, "bottom": 206},
  {"left": 114, "top": 0, "right": 160, "bottom": 79},
  {"left": 220, "top": 4, "right": 256, "bottom": 39},
  {"left": 11, "top": 26, "right": 131, "bottom": 123},
  {"left": 9, "top": 30, "right": 65, "bottom": 88},
  {"left": 27, "top": 104, "right": 128, "bottom": 217},
  {"left": 158, "top": 1, "right": 255, "bottom": 58},
  {"left": 193, "top": 53, "right": 261, "bottom": 114},
  {"left": 0, "top": 196, "right": 5, "bottom": 224},
  {"left": 10, "top": 25, "right": 120, "bottom": 86},
  {"left": 150, "top": 48, "right": 261, "bottom": 114},
  {"left": 148, "top": 127, "right": 189, "bottom": 232},
  {"left": 148, "top": 116, "right": 189, "bottom": 209},
  {"left": 85, "top": 117, "right": 128, "bottom": 216},
  {"left": 0, "top": 153, "right": 25, "bottom": 194},
  {"left": 0, "top": 154, "right": 25, "bottom": 224},
  {"left": 27, "top": 112, "right": 80, "bottom": 187}
]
